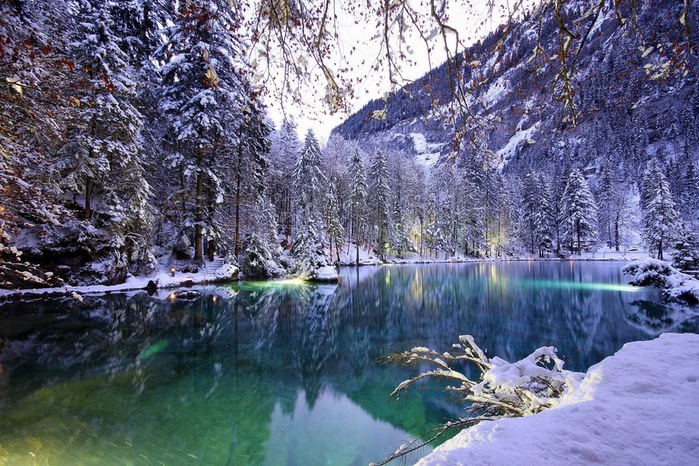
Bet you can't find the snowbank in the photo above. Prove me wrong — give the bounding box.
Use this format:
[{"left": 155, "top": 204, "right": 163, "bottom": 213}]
[
  {"left": 416, "top": 333, "right": 699, "bottom": 466},
  {"left": 337, "top": 243, "right": 382, "bottom": 266},
  {"left": 311, "top": 265, "right": 339, "bottom": 282},
  {"left": 623, "top": 258, "right": 699, "bottom": 303},
  {"left": 0, "top": 262, "right": 239, "bottom": 299}
]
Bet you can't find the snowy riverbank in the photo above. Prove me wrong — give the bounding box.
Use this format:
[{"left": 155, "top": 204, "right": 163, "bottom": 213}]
[
  {"left": 0, "top": 248, "right": 661, "bottom": 299},
  {"left": 415, "top": 333, "right": 699, "bottom": 466},
  {"left": 0, "top": 262, "right": 240, "bottom": 299}
]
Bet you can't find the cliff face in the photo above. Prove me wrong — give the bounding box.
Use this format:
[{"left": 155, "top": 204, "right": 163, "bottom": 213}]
[{"left": 333, "top": 0, "right": 699, "bottom": 177}]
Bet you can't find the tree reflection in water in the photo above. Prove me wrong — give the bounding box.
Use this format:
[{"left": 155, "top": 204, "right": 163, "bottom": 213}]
[{"left": 1, "top": 262, "right": 696, "bottom": 465}]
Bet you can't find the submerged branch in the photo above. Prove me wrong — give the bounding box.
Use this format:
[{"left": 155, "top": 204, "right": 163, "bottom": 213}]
[{"left": 370, "top": 416, "right": 494, "bottom": 466}]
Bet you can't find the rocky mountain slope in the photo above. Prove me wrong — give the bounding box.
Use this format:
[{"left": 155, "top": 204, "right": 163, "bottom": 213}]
[{"left": 333, "top": 0, "right": 699, "bottom": 178}]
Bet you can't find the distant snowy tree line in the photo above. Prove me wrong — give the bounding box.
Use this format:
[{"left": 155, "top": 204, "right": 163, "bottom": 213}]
[
  {"left": 307, "top": 136, "right": 698, "bottom": 264},
  {"left": 1, "top": 0, "right": 698, "bottom": 288}
]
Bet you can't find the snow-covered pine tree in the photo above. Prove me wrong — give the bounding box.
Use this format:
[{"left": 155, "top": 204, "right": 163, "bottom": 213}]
[
  {"left": 482, "top": 168, "right": 501, "bottom": 258},
  {"left": 534, "top": 173, "right": 554, "bottom": 257},
  {"left": 640, "top": 158, "right": 663, "bottom": 212},
  {"left": 459, "top": 166, "right": 485, "bottom": 257},
  {"left": 109, "top": 0, "right": 173, "bottom": 273},
  {"left": 676, "top": 152, "right": 699, "bottom": 228},
  {"left": 292, "top": 129, "right": 331, "bottom": 278},
  {"left": 595, "top": 162, "right": 615, "bottom": 248},
  {"left": 225, "top": 96, "right": 274, "bottom": 259},
  {"left": 0, "top": 0, "right": 76, "bottom": 251},
  {"left": 109, "top": 0, "right": 171, "bottom": 64},
  {"left": 521, "top": 172, "right": 540, "bottom": 255},
  {"left": 269, "top": 118, "right": 301, "bottom": 243},
  {"left": 56, "top": 0, "right": 153, "bottom": 279},
  {"left": 240, "top": 195, "right": 285, "bottom": 279},
  {"left": 560, "top": 168, "right": 598, "bottom": 255},
  {"left": 325, "top": 178, "right": 344, "bottom": 264},
  {"left": 293, "top": 130, "right": 325, "bottom": 219},
  {"left": 387, "top": 151, "right": 423, "bottom": 258},
  {"left": 233, "top": 107, "right": 286, "bottom": 279},
  {"left": 515, "top": 172, "right": 547, "bottom": 256},
  {"left": 551, "top": 162, "right": 572, "bottom": 255},
  {"left": 641, "top": 162, "right": 681, "bottom": 260},
  {"left": 368, "top": 149, "right": 392, "bottom": 260},
  {"left": 348, "top": 149, "right": 368, "bottom": 265},
  {"left": 430, "top": 163, "right": 461, "bottom": 258},
  {"left": 671, "top": 231, "right": 699, "bottom": 272},
  {"left": 157, "top": 0, "right": 251, "bottom": 262}
]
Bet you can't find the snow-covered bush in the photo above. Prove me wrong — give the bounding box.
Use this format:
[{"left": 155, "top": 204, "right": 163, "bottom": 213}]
[
  {"left": 172, "top": 234, "right": 193, "bottom": 261},
  {"left": 374, "top": 335, "right": 583, "bottom": 465},
  {"left": 240, "top": 233, "right": 284, "bottom": 279},
  {"left": 212, "top": 264, "right": 239, "bottom": 282},
  {"left": 623, "top": 259, "right": 699, "bottom": 304},
  {"left": 622, "top": 259, "right": 675, "bottom": 288}
]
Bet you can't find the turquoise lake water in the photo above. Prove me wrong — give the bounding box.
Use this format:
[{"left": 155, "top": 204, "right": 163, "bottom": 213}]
[{"left": 1, "top": 262, "right": 696, "bottom": 465}]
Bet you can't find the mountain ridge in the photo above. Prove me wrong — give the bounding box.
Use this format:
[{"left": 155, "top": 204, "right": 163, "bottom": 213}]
[{"left": 332, "top": 0, "right": 699, "bottom": 177}]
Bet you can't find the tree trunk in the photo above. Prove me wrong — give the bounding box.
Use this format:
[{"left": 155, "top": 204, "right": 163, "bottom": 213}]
[
  {"left": 194, "top": 170, "right": 204, "bottom": 262},
  {"left": 355, "top": 215, "right": 360, "bottom": 266},
  {"left": 576, "top": 219, "right": 582, "bottom": 255},
  {"left": 85, "top": 175, "right": 93, "bottom": 220},
  {"left": 614, "top": 211, "right": 620, "bottom": 252},
  {"left": 419, "top": 214, "right": 424, "bottom": 258},
  {"left": 234, "top": 143, "right": 242, "bottom": 258},
  {"left": 484, "top": 214, "right": 489, "bottom": 258},
  {"left": 286, "top": 193, "right": 292, "bottom": 243}
]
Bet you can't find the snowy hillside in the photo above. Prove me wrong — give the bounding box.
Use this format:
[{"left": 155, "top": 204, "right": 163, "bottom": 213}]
[{"left": 334, "top": 0, "right": 699, "bottom": 179}]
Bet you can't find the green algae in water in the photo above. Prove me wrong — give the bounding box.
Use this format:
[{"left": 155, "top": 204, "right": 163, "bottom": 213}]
[
  {"left": 0, "top": 362, "right": 430, "bottom": 466},
  {"left": 138, "top": 339, "right": 170, "bottom": 360}
]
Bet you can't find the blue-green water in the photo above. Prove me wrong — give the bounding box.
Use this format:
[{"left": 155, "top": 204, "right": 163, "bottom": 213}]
[{"left": 0, "top": 262, "right": 696, "bottom": 465}]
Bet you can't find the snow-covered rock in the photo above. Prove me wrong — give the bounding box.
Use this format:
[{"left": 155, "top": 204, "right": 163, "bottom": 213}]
[
  {"left": 310, "top": 265, "right": 339, "bottom": 282},
  {"left": 416, "top": 333, "right": 699, "bottom": 466},
  {"left": 209, "top": 263, "right": 240, "bottom": 282}
]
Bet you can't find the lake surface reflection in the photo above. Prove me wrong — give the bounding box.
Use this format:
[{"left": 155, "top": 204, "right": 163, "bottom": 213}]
[{"left": 1, "top": 262, "right": 696, "bottom": 465}]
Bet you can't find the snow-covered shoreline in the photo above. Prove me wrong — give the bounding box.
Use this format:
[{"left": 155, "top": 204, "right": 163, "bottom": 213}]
[
  {"left": 0, "top": 249, "right": 666, "bottom": 300},
  {"left": 0, "top": 263, "right": 241, "bottom": 300},
  {"left": 0, "top": 253, "right": 650, "bottom": 299},
  {"left": 415, "top": 333, "right": 699, "bottom": 466}
]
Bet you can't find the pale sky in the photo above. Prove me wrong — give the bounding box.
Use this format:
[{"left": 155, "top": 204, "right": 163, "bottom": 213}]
[{"left": 260, "top": 1, "right": 538, "bottom": 143}]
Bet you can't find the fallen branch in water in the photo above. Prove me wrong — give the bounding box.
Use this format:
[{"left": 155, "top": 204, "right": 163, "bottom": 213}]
[{"left": 374, "top": 335, "right": 583, "bottom": 465}]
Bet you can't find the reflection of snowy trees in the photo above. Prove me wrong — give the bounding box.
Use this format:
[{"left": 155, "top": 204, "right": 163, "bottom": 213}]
[
  {"left": 2, "top": 263, "right": 693, "bottom": 453},
  {"left": 1, "top": 265, "right": 680, "bottom": 386},
  {"left": 331, "top": 263, "right": 667, "bottom": 371},
  {"left": 626, "top": 300, "right": 699, "bottom": 335}
]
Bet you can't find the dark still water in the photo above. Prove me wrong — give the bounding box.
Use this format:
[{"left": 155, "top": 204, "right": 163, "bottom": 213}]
[{"left": 1, "top": 262, "right": 697, "bottom": 465}]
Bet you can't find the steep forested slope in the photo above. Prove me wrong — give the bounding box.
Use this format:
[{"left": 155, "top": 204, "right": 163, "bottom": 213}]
[{"left": 334, "top": 0, "right": 699, "bottom": 179}]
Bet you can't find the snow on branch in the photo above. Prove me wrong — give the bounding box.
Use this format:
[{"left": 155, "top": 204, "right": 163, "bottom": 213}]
[
  {"left": 383, "top": 335, "right": 582, "bottom": 416},
  {"left": 375, "top": 335, "right": 584, "bottom": 465}
]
